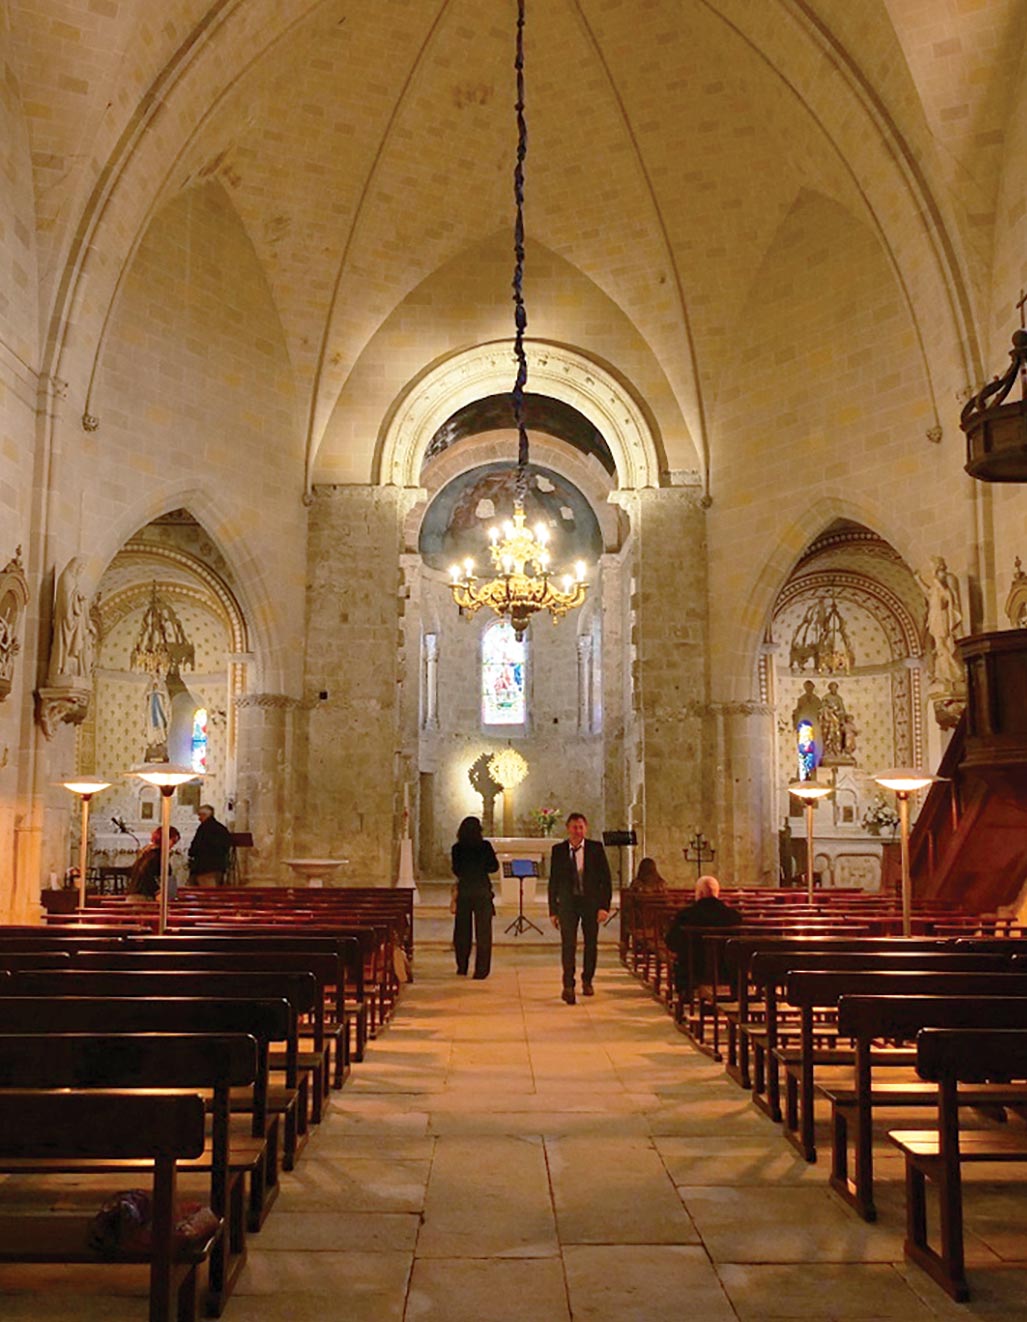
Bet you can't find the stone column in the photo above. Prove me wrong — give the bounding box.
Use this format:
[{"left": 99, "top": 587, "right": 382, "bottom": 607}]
[
  {"left": 297, "top": 486, "right": 406, "bottom": 882},
  {"left": 628, "top": 486, "right": 709, "bottom": 884},
  {"left": 709, "top": 700, "right": 777, "bottom": 884},
  {"left": 234, "top": 693, "right": 298, "bottom": 883}
]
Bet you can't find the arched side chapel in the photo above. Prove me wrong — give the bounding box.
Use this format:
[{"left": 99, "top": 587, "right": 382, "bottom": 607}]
[{"left": 0, "top": 2, "right": 1025, "bottom": 921}]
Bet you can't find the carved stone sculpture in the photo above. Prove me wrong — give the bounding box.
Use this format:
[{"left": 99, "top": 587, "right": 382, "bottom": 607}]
[
  {"left": 0, "top": 546, "right": 30, "bottom": 703},
  {"left": 50, "top": 556, "right": 91, "bottom": 681},
  {"left": 819, "top": 681, "right": 857, "bottom": 763},
  {"left": 916, "top": 556, "right": 965, "bottom": 692}
]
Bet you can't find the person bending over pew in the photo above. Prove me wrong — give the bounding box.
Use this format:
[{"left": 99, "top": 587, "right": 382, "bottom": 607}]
[
  {"left": 665, "top": 876, "right": 742, "bottom": 989},
  {"left": 127, "top": 826, "right": 181, "bottom": 900}
]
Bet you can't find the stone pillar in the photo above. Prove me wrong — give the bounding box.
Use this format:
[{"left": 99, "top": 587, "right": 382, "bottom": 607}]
[
  {"left": 628, "top": 486, "right": 709, "bottom": 885},
  {"left": 297, "top": 487, "right": 406, "bottom": 882},
  {"left": 234, "top": 693, "right": 298, "bottom": 883},
  {"left": 709, "top": 701, "right": 777, "bottom": 885}
]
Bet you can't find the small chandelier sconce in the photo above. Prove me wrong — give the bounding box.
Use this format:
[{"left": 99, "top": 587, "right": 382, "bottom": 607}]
[
  {"left": 788, "top": 595, "right": 855, "bottom": 675},
  {"left": 448, "top": 0, "right": 589, "bottom": 639},
  {"left": 130, "top": 582, "right": 195, "bottom": 678}
]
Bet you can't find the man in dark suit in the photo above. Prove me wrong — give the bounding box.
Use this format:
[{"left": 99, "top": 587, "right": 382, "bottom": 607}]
[{"left": 548, "top": 812, "right": 612, "bottom": 1004}]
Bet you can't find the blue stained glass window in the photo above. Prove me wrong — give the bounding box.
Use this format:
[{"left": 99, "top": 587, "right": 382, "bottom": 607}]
[
  {"left": 797, "top": 719, "right": 816, "bottom": 781},
  {"left": 191, "top": 708, "right": 208, "bottom": 775},
  {"left": 481, "top": 622, "right": 526, "bottom": 725}
]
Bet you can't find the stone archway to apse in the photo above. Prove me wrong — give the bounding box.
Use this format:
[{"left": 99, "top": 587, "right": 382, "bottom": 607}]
[
  {"left": 765, "top": 521, "right": 926, "bottom": 891},
  {"left": 76, "top": 510, "right": 249, "bottom": 863},
  {"left": 384, "top": 342, "right": 661, "bottom": 874}
]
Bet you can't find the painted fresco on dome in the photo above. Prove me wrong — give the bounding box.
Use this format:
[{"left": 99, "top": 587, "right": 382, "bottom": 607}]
[{"left": 419, "top": 463, "right": 602, "bottom": 572}]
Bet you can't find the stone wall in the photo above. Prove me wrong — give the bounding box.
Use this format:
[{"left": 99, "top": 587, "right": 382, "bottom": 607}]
[{"left": 296, "top": 486, "right": 406, "bottom": 882}]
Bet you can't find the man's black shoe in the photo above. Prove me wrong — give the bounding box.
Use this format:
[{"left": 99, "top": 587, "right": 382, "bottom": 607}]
[
  {"left": 582, "top": 982, "right": 594, "bottom": 996},
  {"left": 561, "top": 988, "right": 576, "bottom": 1005}
]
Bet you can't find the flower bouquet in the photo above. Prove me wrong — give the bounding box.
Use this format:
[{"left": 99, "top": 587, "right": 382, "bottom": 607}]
[
  {"left": 530, "top": 805, "right": 561, "bottom": 837},
  {"left": 861, "top": 797, "right": 899, "bottom": 837}
]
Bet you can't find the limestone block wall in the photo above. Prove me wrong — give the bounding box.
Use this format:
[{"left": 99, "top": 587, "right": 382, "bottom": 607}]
[
  {"left": 630, "top": 486, "right": 709, "bottom": 885},
  {"left": 297, "top": 486, "right": 405, "bottom": 882}
]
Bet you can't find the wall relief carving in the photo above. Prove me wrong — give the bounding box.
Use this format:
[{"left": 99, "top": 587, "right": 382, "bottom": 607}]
[{"left": 0, "top": 547, "right": 30, "bottom": 703}]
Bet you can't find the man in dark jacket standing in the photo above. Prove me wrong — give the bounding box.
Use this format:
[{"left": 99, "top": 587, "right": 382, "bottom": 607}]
[
  {"left": 188, "top": 805, "right": 232, "bottom": 887},
  {"left": 548, "top": 812, "right": 612, "bottom": 1004}
]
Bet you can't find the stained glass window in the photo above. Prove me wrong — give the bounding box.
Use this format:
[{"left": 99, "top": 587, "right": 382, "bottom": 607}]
[
  {"left": 191, "top": 707, "right": 208, "bottom": 774},
  {"left": 797, "top": 719, "right": 816, "bottom": 781},
  {"left": 481, "top": 621, "right": 526, "bottom": 726}
]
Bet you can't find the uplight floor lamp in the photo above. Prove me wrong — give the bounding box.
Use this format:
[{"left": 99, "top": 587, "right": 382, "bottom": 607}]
[
  {"left": 127, "top": 764, "right": 202, "bottom": 934},
  {"left": 787, "top": 780, "right": 833, "bottom": 902},
  {"left": 57, "top": 776, "right": 112, "bottom": 911},
  {"left": 872, "top": 769, "right": 937, "bottom": 937}
]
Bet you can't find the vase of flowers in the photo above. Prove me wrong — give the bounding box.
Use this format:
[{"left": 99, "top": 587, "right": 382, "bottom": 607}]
[
  {"left": 861, "top": 798, "right": 899, "bottom": 838},
  {"left": 530, "top": 805, "right": 561, "bottom": 837}
]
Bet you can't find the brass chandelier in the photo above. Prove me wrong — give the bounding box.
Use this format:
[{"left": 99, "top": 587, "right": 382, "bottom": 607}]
[{"left": 448, "top": 0, "right": 588, "bottom": 639}]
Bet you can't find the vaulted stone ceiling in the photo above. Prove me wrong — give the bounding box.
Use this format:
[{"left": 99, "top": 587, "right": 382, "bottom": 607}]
[{"left": 4, "top": 0, "right": 1024, "bottom": 481}]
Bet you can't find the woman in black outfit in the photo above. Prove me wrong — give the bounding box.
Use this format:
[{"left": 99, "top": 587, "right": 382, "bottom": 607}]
[{"left": 451, "top": 816, "right": 499, "bottom": 979}]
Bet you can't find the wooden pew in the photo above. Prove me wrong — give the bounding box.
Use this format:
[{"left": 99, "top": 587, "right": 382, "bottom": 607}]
[
  {"left": 891, "top": 1028, "right": 1027, "bottom": 1301},
  {"left": 0, "top": 1032, "right": 256, "bottom": 1315},
  {"left": 0, "top": 1090, "right": 212, "bottom": 1322},
  {"left": 723, "top": 936, "right": 954, "bottom": 1089},
  {"left": 68, "top": 950, "right": 344, "bottom": 1120},
  {"left": 0, "top": 996, "right": 290, "bottom": 1233},
  {"left": 4, "top": 969, "right": 313, "bottom": 1170},
  {"left": 831, "top": 994, "right": 1027, "bottom": 1221},
  {"left": 123, "top": 932, "right": 366, "bottom": 1069},
  {"left": 779, "top": 964, "right": 1027, "bottom": 1161}
]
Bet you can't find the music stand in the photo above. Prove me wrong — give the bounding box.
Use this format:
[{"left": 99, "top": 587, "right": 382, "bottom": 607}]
[
  {"left": 503, "top": 858, "right": 543, "bottom": 936},
  {"left": 227, "top": 831, "right": 254, "bottom": 886},
  {"left": 601, "top": 829, "right": 637, "bottom": 925}
]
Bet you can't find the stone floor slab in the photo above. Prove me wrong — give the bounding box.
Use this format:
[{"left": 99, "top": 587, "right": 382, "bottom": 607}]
[
  {"left": 405, "top": 1257, "right": 570, "bottom": 1321},
  {"left": 717, "top": 1262, "right": 938, "bottom": 1319},
  {"left": 417, "top": 1133, "right": 559, "bottom": 1258},
  {"left": 563, "top": 1245, "right": 735, "bottom": 1321}
]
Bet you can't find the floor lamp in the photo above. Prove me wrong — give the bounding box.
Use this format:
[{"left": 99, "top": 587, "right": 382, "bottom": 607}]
[
  {"left": 128, "top": 763, "right": 201, "bottom": 934},
  {"left": 57, "top": 776, "right": 112, "bottom": 911},
  {"left": 787, "top": 780, "right": 833, "bottom": 902},
  {"left": 872, "top": 769, "right": 937, "bottom": 937}
]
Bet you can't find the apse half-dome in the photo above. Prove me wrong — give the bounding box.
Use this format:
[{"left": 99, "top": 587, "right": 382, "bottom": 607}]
[{"left": 418, "top": 463, "right": 603, "bottom": 572}]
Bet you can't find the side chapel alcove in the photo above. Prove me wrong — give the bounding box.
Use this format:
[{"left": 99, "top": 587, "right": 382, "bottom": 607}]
[
  {"left": 67, "top": 510, "right": 249, "bottom": 876},
  {"left": 765, "top": 520, "right": 928, "bottom": 889}
]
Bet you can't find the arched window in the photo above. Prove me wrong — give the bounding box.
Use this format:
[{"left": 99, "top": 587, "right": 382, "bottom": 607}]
[
  {"left": 481, "top": 621, "right": 526, "bottom": 726},
  {"left": 190, "top": 707, "right": 208, "bottom": 774}
]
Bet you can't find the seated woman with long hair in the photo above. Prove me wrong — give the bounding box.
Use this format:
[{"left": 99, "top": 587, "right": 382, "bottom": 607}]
[
  {"left": 451, "top": 816, "right": 499, "bottom": 979},
  {"left": 629, "top": 856, "right": 667, "bottom": 893}
]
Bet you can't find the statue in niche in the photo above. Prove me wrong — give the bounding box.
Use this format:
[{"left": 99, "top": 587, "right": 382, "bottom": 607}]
[
  {"left": 790, "top": 680, "right": 822, "bottom": 732},
  {"left": 916, "top": 556, "right": 964, "bottom": 691},
  {"left": 820, "top": 681, "right": 858, "bottom": 762},
  {"left": 50, "top": 556, "right": 91, "bottom": 679},
  {"left": 144, "top": 671, "right": 171, "bottom": 759}
]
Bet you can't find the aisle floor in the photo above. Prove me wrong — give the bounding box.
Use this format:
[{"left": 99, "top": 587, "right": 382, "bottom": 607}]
[{"left": 5, "top": 946, "right": 1027, "bottom": 1320}]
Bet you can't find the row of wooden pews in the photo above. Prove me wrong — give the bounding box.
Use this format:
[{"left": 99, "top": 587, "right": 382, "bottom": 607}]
[
  {"left": 0, "top": 885, "right": 411, "bottom": 1321},
  {"left": 621, "top": 889, "right": 1027, "bottom": 1302}
]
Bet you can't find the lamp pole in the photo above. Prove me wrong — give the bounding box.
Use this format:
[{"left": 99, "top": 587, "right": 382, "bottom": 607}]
[
  {"left": 128, "top": 764, "right": 202, "bottom": 934},
  {"left": 57, "top": 778, "right": 112, "bottom": 912},
  {"left": 872, "top": 770, "right": 937, "bottom": 937},
  {"left": 787, "top": 781, "right": 833, "bottom": 903}
]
